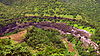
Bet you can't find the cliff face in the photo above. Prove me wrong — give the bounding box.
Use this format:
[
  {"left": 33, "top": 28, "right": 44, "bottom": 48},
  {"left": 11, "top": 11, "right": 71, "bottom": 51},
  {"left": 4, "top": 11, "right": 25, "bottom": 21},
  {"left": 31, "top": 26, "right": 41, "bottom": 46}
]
[
  {"left": 34, "top": 21, "right": 92, "bottom": 38},
  {"left": 0, "top": 0, "right": 99, "bottom": 55},
  {"left": 0, "top": 0, "right": 14, "bottom": 5}
]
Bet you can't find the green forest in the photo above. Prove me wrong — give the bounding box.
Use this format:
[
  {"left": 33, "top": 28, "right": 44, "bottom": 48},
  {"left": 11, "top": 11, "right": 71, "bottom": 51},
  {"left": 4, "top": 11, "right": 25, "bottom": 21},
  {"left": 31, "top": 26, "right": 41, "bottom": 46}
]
[{"left": 0, "top": 0, "right": 100, "bottom": 56}]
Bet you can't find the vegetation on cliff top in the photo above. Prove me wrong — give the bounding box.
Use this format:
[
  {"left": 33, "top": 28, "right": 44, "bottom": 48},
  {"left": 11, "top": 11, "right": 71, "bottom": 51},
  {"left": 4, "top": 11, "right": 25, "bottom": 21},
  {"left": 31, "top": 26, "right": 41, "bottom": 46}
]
[{"left": 0, "top": 0, "right": 99, "bottom": 56}]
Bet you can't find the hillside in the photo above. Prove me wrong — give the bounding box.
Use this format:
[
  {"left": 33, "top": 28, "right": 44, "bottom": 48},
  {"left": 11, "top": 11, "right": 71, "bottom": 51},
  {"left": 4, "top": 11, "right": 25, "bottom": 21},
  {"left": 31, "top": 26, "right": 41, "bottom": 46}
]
[{"left": 0, "top": 0, "right": 100, "bottom": 56}]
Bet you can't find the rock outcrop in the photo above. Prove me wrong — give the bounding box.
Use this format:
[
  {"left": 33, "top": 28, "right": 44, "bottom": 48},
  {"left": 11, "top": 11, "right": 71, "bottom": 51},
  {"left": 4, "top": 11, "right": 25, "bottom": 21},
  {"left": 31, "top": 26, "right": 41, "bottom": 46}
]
[{"left": 0, "top": 30, "right": 27, "bottom": 43}]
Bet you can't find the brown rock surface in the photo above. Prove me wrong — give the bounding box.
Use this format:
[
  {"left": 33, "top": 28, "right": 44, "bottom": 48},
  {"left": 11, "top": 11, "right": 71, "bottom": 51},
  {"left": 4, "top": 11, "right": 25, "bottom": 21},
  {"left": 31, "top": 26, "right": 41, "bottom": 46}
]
[
  {"left": 0, "top": 30, "right": 27, "bottom": 42},
  {"left": 61, "top": 38, "right": 78, "bottom": 56}
]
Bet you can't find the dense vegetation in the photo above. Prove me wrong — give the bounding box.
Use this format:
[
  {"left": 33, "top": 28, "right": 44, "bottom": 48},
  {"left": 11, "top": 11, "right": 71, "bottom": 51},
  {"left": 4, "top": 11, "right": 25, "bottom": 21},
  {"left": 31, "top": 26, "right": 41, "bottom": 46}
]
[{"left": 0, "top": 0, "right": 99, "bottom": 56}]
